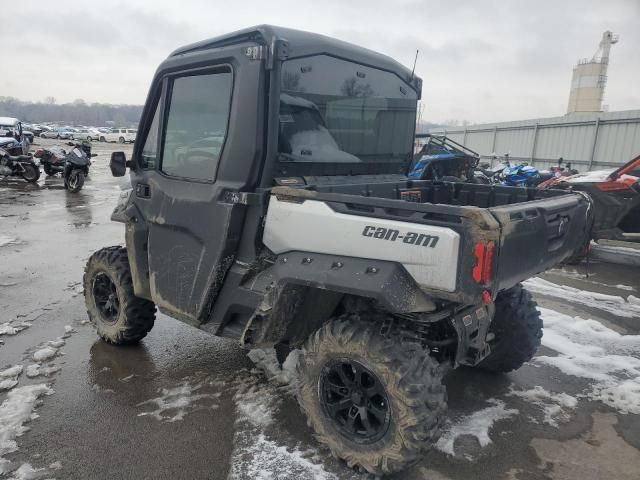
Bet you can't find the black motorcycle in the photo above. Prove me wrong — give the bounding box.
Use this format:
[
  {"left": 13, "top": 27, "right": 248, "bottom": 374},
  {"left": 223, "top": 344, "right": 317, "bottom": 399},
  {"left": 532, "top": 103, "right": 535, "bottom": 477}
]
[
  {"left": 0, "top": 147, "right": 40, "bottom": 183},
  {"left": 35, "top": 141, "right": 95, "bottom": 192}
]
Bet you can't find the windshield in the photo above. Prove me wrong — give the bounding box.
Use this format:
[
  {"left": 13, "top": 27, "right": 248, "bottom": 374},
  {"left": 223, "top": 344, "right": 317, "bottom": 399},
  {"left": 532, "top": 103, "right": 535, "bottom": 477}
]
[{"left": 279, "top": 55, "right": 417, "bottom": 163}]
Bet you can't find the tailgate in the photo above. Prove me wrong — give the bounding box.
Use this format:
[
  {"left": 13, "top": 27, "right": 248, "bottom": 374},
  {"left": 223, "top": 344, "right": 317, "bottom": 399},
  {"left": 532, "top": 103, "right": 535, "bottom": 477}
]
[{"left": 490, "top": 193, "right": 590, "bottom": 292}]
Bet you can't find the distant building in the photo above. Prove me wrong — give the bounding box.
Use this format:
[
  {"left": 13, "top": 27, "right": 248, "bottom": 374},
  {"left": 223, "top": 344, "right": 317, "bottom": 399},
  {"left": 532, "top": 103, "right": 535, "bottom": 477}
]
[
  {"left": 567, "top": 31, "right": 618, "bottom": 113},
  {"left": 429, "top": 109, "right": 640, "bottom": 170}
]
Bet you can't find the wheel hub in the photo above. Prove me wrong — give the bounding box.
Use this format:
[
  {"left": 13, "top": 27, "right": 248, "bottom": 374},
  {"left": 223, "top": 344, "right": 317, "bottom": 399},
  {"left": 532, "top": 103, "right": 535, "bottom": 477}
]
[
  {"left": 92, "top": 272, "right": 120, "bottom": 323},
  {"left": 319, "top": 359, "right": 391, "bottom": 444}
]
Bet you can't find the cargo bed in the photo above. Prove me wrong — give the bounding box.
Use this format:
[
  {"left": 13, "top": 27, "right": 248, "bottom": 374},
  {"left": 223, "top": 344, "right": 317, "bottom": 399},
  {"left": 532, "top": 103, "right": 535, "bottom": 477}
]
[{"left": 269, "top": 180, "right": 592, "bottom": 305}]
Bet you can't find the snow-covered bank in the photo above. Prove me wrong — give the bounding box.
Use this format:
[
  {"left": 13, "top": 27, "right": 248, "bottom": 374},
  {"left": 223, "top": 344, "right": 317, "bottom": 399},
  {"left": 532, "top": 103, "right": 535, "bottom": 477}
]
[
  {"left": 0, "top": 384, "right": 53, "bottom": 475},
  {"left": 537, "top": 307, "right": 640, "bottom": 414},
  {"left": 524, "top": 277, "right": 640, "bottom": 318}
]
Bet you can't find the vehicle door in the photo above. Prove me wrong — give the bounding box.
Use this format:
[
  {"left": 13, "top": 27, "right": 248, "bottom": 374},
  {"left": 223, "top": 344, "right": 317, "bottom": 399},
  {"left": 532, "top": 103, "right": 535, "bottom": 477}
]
[{"left": 128, "top": 47, "right": 264, "bottom": 324}]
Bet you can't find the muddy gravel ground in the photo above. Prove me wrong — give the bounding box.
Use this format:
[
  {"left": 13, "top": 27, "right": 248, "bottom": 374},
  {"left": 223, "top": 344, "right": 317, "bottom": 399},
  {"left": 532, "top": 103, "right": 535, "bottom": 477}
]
[{"left": 1, "top": 137, "right": 640, "bottom": 479}]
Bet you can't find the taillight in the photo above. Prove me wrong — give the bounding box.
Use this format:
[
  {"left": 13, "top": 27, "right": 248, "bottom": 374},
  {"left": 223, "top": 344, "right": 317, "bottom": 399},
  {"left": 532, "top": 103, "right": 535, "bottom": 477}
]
[
  {"left": 472, "top": 241, "right": 495, "bottom": 284},
  {"left": 596, "top": 179, "right": 633, "bottom": 191}
]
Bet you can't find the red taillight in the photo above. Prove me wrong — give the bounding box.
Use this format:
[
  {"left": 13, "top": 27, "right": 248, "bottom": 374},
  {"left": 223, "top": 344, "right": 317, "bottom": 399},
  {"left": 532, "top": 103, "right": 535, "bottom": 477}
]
[
  {"left": 472, "top": 241, "right": 495, "bottom": 284},
  {"left": 596, "top": 180, "right": 631, "bottom": 192}
]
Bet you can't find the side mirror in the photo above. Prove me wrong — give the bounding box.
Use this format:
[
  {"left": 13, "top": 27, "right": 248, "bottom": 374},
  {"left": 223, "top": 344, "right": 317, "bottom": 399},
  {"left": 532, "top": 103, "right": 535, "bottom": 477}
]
[{"left": 110, "top": 151, "right": 127, "bottom": 177}]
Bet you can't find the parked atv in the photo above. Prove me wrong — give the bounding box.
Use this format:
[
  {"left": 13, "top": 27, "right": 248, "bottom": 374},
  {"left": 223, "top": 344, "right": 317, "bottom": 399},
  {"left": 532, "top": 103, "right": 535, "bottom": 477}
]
[
  {"left": 410, "top": 134, "right": 480, "bottom": 182},
  {"left": 0, "top": 147, "right": 40, "bottom": 183},
  {"left": 83, "top": 25, "right": 592, "bottom": 476}
]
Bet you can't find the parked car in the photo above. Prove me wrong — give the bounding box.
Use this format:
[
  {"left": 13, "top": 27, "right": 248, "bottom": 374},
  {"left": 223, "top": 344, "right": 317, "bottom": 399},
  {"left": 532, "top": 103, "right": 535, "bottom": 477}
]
[
  {"left": 101, "top": 128, "right": 137, "bottom": 143},
  {"left": 72, "top": 128, "right": 101, "bottom": 141},
  {"left": 0, "top": 117, "right": 30, "bottom": 154},
  {"left": 41, "top": 128, "right": 74, "bottom": 139}
]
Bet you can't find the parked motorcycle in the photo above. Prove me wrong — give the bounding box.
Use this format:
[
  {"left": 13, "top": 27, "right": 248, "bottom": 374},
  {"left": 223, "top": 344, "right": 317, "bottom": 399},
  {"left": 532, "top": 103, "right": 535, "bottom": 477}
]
[
  {"left": 0, "top": 147, "right": 40, "bottom": 183},
  {"left": 33, "top": 141, "right": 95, "bottom": 193},
  {"left": 33, "top": 145, "right": 67, "bottom": 176},
  {"left": 475, "top": 154, "right": 547, "bottom": 187}
]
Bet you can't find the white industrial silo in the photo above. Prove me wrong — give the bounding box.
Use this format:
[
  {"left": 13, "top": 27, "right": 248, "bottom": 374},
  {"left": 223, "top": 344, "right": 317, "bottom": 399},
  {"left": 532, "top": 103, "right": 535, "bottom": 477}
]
[{"left": 567, "top": 31, "right": 618, "bottom": 113}]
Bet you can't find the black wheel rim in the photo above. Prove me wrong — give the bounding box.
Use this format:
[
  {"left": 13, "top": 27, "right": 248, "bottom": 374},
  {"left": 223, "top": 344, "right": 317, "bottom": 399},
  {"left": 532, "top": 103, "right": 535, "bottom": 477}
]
[
  {"left": 319, "top": 359, "right": 391, "bottom": 444},
  {"left": 22, "top": 166, "right": 37, "bottom": 181},
  {"left": 92, "top": 272, "right": 120, "bottom": 323}
]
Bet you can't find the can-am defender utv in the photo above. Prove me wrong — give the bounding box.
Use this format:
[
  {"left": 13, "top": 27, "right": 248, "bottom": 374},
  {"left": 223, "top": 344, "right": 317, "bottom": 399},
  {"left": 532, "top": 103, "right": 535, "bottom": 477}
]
[{"left": 84, "top": 25, "right": 592, "bottom": 475}]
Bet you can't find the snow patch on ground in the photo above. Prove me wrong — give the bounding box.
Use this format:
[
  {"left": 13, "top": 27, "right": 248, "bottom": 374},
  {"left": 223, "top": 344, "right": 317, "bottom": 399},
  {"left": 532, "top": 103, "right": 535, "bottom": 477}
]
[
  {"left": 247, "top": 348, "right": 302, "bottom": 393},
  {"left": 0, "top": 366, "right": 23, "bottom": 379},
  {"left": 228, "top": 432, "right": 338, "bottom": 480},
  {"left": 0, "top": 235, "right": 21, "bottom": 248},
  {"left": 0, "top": 380, "right": 18, "bottom": 391},
  {"left": 524, "top": 277, "right": 640, "bottom": 318},
  {"left": 46, "top": 338, "right": 65, "bottom": 349},
  {"left": 5, "top": 463, "right": 45, "bottom": 480},
  {"left": 0, "top": 366, "right": 23, "bottom": 392},
  {"left": 548, "top": 268, "right": 635, "bottom": 291},
  {"left": 25, "top": 365, "right": 60, "bottom": 379},
  {"left": 31, "top": 347, "right": 57, "bottom": 363},
  {"left": 0, "top": 384, "right": 53, "bottom": 475},
  {"left": 234, "top": 382, "right": 277, "bottom": 429},
  {"left": 137, "top": 381, "right": 221, "bottom": 422},
  {"left": 435, "top": 399, "right": 518, "bottom": 457},
  {"left": 508, "top": 386, "right": 578, "bottom": 427},
  {"left": 227, "top": 349, "right": 344, "bottom": 480},
  {"left": 0, "top": 321, "right": 31, "bottom": 337},
  {"left": 537, "top": 307, "right": 640, "bottom": 414}
]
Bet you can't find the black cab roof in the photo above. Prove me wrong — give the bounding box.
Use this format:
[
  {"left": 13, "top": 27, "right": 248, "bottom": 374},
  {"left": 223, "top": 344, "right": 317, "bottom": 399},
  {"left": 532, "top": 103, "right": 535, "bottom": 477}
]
[{"left": 169, "top": 25, "right": 421, "bottom": 97}]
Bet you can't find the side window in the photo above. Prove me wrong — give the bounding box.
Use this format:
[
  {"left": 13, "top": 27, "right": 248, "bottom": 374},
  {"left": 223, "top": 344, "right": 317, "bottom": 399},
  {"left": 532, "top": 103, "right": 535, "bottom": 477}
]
[
  {"left": 160, "top": 69, "right": 232, "bottom": 181},
  {"left": 140, "top": 101, "right": 161, "bottom": 169}
]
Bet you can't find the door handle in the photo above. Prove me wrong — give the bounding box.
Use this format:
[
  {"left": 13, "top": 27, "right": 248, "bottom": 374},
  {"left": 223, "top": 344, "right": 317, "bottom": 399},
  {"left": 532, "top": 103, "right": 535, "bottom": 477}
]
[{"left": 136, "top": 183, "right": 151, "bottom": 198}]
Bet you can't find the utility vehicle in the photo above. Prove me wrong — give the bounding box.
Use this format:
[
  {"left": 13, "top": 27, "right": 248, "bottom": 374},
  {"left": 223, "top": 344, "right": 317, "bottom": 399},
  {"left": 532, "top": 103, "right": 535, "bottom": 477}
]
[{"left": 84, "top": 25, "right": 592, "bottom": 475}]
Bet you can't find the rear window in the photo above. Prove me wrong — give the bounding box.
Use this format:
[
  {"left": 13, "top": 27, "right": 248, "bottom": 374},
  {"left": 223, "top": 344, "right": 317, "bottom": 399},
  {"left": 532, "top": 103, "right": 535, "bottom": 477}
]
[{"left": 279, "top": 55, "right": 417, "bottom": 164}]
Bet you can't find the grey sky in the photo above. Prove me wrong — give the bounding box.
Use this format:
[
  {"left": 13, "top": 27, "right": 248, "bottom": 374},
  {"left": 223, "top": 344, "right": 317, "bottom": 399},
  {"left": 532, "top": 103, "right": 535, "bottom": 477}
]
[{"left": 4, "top": 0, "right": 639, "bottom": 124}]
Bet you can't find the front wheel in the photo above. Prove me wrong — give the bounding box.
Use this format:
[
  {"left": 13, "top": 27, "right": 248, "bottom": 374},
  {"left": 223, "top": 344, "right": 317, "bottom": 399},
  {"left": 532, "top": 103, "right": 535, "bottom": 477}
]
[
  {"left": 478, "top": 284, "right": 543, "bottom": 372},
  {"left": 118, "top": 137, "right": 125, "bottom": 144},
  {"left": 100, "top": 136, "right": 106, "bottom": 142},
  {"left": 21, "top": 164, "right": 40, "bottom": 183},
  {"left": 43, "top": 163, "right": 56, "bottom": 176},
  {"left": 297, "top": 315, "right": 447, "bottom": 475},
  {"left": 84, "top": 246, "right": 156, "bottom": 345},
  {"left": 67, "top": 170, "right": 85, "bottom": 193}
]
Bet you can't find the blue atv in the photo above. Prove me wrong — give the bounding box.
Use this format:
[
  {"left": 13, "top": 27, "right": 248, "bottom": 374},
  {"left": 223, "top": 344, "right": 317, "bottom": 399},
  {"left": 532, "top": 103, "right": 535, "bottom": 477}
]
[{"left": 409, "top": 134, "right": 480, "bottom": 182}]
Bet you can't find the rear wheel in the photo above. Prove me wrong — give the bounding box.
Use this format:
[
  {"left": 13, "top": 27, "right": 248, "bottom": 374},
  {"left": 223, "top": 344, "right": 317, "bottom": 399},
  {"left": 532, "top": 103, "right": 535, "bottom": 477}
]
[
  {"left": 478, "top": 284, "right": 542, "bottom": 372},
  {"left": 43, "top": 163, "right": 56, "bottom": 176},
  {"left": 297, "top": 314, "right": 446, "bottom": 475},
  {"left": 118, "top": 137, "right": 125, "bottom": 144},
  {"left": 84, "top": 246, "right": 156, "bottom": 345},
  {"left": 100, "top": 136, "right": 106, "bottom": 142},
  {"left": 21, "top": 164, "right": 40, "bottom": 183},
  {"left": 67, "top": 170, "right": 85, "bottom": 193}
]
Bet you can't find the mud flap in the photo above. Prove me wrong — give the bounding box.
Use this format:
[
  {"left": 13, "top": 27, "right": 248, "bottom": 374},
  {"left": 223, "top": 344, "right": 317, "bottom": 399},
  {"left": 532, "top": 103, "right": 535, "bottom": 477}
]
[{"left": 451, "top": 303, "right": 494, "bottom": 366}]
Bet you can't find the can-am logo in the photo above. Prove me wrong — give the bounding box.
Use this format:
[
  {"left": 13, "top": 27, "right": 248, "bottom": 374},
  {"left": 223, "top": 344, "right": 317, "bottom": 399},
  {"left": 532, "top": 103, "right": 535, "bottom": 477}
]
[{"left": 362, "top": 226, "right": 439, "bottom": 248}]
